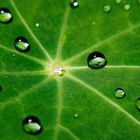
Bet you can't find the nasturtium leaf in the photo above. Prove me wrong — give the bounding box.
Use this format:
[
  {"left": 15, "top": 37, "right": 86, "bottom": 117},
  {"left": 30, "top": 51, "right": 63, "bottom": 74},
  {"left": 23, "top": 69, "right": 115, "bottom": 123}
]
[{"left": 0, "top": 0, "right": 140, "bottom": 140}]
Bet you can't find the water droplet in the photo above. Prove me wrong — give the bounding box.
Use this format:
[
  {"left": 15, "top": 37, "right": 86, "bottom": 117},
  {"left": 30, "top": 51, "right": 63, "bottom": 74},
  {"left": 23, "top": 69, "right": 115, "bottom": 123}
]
[
  {"left": 54, "top": 67, "right": 65, "bottom": 76},
  {"left": 138, "top": 0, "right": 140, "bottom": 5},
  {"left": 74, "top": 113, "right": 79, "bottom": 118},
  {"left": 115, "top": 0, "right": 122, "bottom": 4},
  {"left": 114, "top": 88, "right": 126, "bottom": 99},
  {"left": 87, "top": 51, "right": 107, "bottom": 69},
  {"left": 70, "top": 0, "right": 79, "bottom": 8},
  {"left": 12, "top": 53, "right": 16, "bottom": 57},
  {"left": 51, "top": 63, "right": 65, "bottom": 76},
  {"left": 23, "top": 116, "right": 42, "bottom": 135},
  {"left": 124, "top": 4, "right": 131, "bottom": 11},
  {"left": 0, "top": 8, "right": 12, "bottom": 23},
  {"left": 35, "top": 22, "right": 40, "bottom": 28},
  {"left": 14, "top": 37, "right": 30, "bottom": 52},
  {"left": 103, "top": 4, "right": 111, "bottom": 13}
]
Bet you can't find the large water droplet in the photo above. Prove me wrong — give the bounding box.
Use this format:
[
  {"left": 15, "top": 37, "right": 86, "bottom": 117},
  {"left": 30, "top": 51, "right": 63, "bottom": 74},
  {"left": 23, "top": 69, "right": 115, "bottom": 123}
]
[
  {"left": 124, "top": 4, "right": 131, "bottom": 11},
  {"left": 114, "top": 88, "right": 126, "bottom": 99},
  {"left": 135, "top": 98, "right": 140, "bottom": 111},
  {"left": 103, "top": 4, "right": 111, "bottom": 13},
  {"left": 23, "top": 116, "right": 42, "bottom": 135},
  {"left": 0, "top": 8, "right": 12, "bottom": 23},
  {"left": 14, "top": 37, "right": 30, "bottom": 52},
  {"left": 87, "top": 51, "right": 107, "bottom": 69},
  {"left": 138, "top": 0, "right": 140, "bottom": 5},
  {"left": 70, "top": 0, "right": 79, "bottom": 8},
  {"left": 115, "top": 0, "right": 122, "bottom": 4}
]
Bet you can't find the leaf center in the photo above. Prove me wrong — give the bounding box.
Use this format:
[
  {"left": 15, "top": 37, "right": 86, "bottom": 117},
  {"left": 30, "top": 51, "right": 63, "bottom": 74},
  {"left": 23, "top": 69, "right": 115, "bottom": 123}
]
[{"left": 47, "top": 62, "right": 65, "bottom": 77}]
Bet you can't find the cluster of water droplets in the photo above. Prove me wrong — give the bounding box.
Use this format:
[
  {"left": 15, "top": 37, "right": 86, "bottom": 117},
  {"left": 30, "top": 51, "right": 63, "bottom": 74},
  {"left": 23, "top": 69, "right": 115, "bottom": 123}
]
[
  {"left": 102, "top": 0, "right": 140, "bottom": 114},
  {"left": 103, "top": 0, "right": 139, "bottom": 13},
  {"left": 113, "top": 88, "right": 140, "bottom": 113},
  {"left": 0, "top": 0, "right": 140, "bottom": 136},
  {"left": 0, "top": 8, "right": 31, "bottom": 53},
  {"left": 0, "top": 1, "right": 81, "bottom": 135}
]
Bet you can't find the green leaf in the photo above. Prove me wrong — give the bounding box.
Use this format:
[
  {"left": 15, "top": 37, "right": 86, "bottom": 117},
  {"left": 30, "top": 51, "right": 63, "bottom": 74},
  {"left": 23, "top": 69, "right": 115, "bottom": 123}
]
[{"left": 0, "top": 0, "right": 140, "bottom": 139}]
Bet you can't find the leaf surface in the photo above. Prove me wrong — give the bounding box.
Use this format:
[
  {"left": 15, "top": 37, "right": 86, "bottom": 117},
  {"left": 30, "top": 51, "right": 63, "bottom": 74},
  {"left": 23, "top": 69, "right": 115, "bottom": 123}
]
[{"left": 0, "top": 0, "right": 140, "bottom": 140}]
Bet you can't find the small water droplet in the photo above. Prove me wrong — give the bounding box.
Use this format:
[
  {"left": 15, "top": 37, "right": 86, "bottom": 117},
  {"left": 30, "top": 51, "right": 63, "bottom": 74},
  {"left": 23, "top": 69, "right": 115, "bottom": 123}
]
[
  {"left": 74, "top": 113, "right": 79, "bottom": 118},
  {"left": 114, "top": 88, "right": 126, "bottom": 99},
  {"left": 35, "top": 22, "right": 40, "bottom": 28},
  {"left": 87, "top": 51, "right": 107, "bottom": 69},
  {"left": 14, "top": 37, "right": 30, "bottom": 52},
  {"left": 124, "top": 4, "right": 131, "bottom": 11},
  {"left": 23, "top": 116, "right": 42, "bottom": 135},
  {"left": 70, "top": 0, "right": 79, "bottom": 8},
  {"left": 12, "top": 53, "right": 16, "bottom": 57},
  {"left": 0, "top": 8, "right": 12, "bottom": 23},
  {"left": 103, "top": 4, "right": 111, "bottom": 13},
  {"left": 115, "top": 0, "right": 122, "bottom": 4},
  {"left": 54, "top": 67, "right": 65, "bottom": 76}
]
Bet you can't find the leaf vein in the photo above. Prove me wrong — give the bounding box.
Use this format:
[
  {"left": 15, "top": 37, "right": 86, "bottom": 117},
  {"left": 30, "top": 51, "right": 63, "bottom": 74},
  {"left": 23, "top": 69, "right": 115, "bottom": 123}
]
[
  {"left": 59, "top": 125, "right": 80, "bottom": 140},
  {"left": 9, "top": 0, "right": 53, "bottom": 63},
  {"left": 64, "top": 23, "right": 140, "bottom": 64},
  {"left": 66, "top": 73, "right": 140, "bottom": 127}
]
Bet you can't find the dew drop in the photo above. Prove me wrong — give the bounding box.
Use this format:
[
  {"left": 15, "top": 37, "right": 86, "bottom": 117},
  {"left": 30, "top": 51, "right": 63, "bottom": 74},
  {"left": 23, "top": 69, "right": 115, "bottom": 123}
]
[
  {"left": 74, "top": 113, "right": 79, "bottom": 118},
  {"left": 87, "top": 51, "right": 107, "bottom": 69},
  {"left": 114, "top": 88, "right": 126, "bottom": 99},
  {"left": 0, "top": 8, "right": 12, "bottom": 23},
  {"left": 70, "top": 0, "right": 79, "bottom": 8},
  {"left": 23, "top": 116, "right": 42, "bottom": 135},
  {"left": 138, "top": 0, "right": 140, "bottom": 5},
  {"left": 54, "top": 67, "right": 65, "bottom": 76},
  {"left": 35, "top": 22, "right": 40, "bottom": 28},
  {"left": 12, "top": 53, "right": 16, "bottom": 57},
  {"left": 124, "top": 4, "right": 131, "bottom": 11},
  {"left": 14, "top": 37, "right": 30, "bottom": 52},
  {"left": 103, "top": 4, "right": 111, "bottom": 13},
  {"left": 115, "top": 0, "right": 122, "bottom": 4}
]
